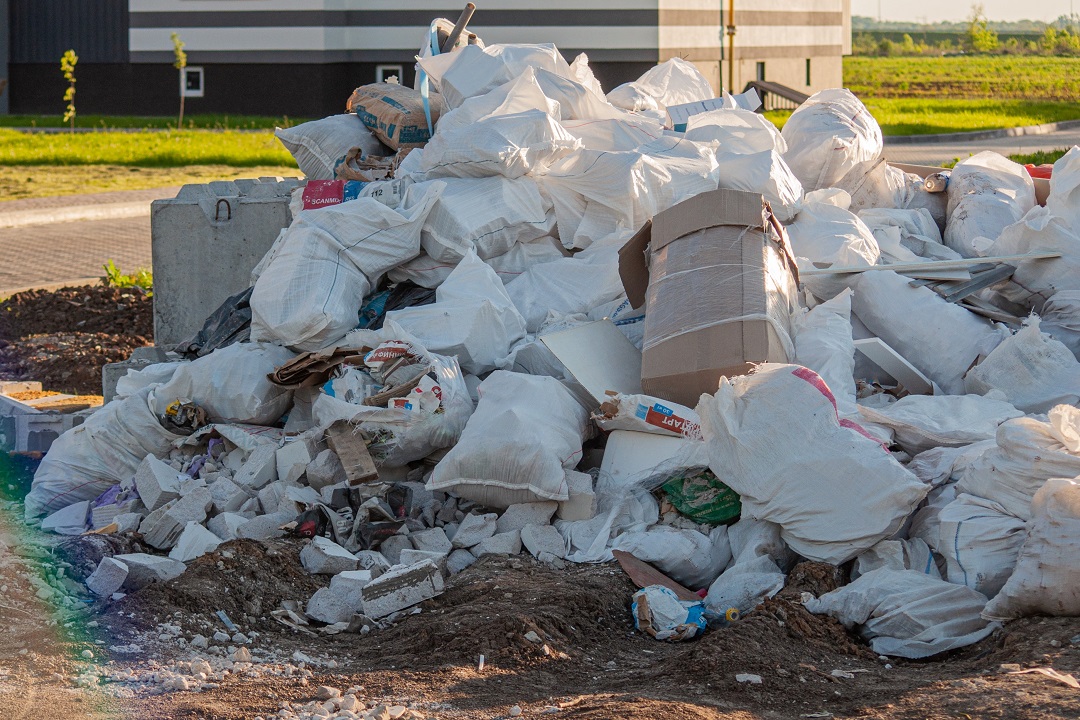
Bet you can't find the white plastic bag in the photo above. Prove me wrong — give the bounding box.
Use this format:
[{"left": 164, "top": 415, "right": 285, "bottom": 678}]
[
  {"left": 988, "top": 206, "right": 1080, "bottom": 311},
  {"left": 780, "top": 89, "right": 883, "bottom": 192},
  {"left": 794, "top": 288, "right": 857, "bottom": 415},
  {"left": 852, "top": 538, "right": 940, "bottom": 580},
  {"left": 1046, "top": 145, "right": 1080, "bottom": 231},
  {"left": 389, "top": 236, "right": 566, "bottom": 289},
  {"left": 804, "top": 567, "right": 998, "bottom": 659},
  {"left": 386, "top": 251, "right": 528, "bottom": 375},
  {"left": 965, "top": 320, "right": 1080, "bottom": 413},
  {"left": 713, "top": 150, "right": 803, "bottom": 222},
  {"left": 937, "top": 493, "right": 1026, "bottom": 599},
  {"left": 418, "top": 43, "right": 573, "bottom": 110},
  {"left": 612, "top": 526, "right": 730, "bottom": 590},
  {"left": 1041, "top": 290, "right": 1080, "bottom": 358},
  {"left": 250, "top": 182, "right": 443, "bottom": 351},
  {"left": 114, "top": 362, "right": 187, "bottom": 400},
  {"left": 858, "top": 207, "right": 959, "bottom": 263},
  {"left": 568, "top": 53, "right": 605, "bottom": 97},
  {"left": 274, "top": 114, "right": 388, "bottom": 180},
  {"left": 945, "top": 152, "right": 1036, "bottom": 258},
  {"left": 787, "top": 197, "right": 881, "bottom": 301},
  {"left": 558, "top": 475, "right": 660, "bottom": 563},
  {"left": 506, "top": 243, "right": 626, "bottom": 332},
  {"left": 704, "top": 554, "right": 786, "bottom": 616},
  {"left": 851, "top": 269, "right": 1005, "bottom": 395},
  {"left": 698, "top": 365, "right": 929, "bottom": 564},
  {"left": 856, "top": 394, "right": 1023, "bottom": 456},
  {"left": 561, "top": 117, "right": 664, "bottom": 152},
  {"left": 684, "top": 108, "right": 786, "bottom": 154},
  {"left": 433, "top": 67, "right": 560, "bottom": 137},
  {"left": 983, "top": 478, "right": 1080, "bottom": 620},
  {"left": 606, "top": 58, "right": 713, "bottom": 114},
  {"left": 427, "top": 371, "right": 589, "bottom": 508}
]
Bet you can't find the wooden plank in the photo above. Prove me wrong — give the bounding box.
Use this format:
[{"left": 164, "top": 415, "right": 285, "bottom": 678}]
[
  {"left": 612, "top": 549, "right": 702, "bottom": 601},
  {"left": 325, "top": 420, "right": 379, "bottom": 485}
]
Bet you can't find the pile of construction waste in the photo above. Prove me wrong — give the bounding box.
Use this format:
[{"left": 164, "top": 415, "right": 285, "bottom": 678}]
[{"left": 22, "top": 22, "right": 1080, "bottom": 658}]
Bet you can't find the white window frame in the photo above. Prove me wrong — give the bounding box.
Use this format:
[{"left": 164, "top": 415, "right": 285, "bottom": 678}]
[
  {"left": 182, "top": 66, "right": 204, "bottom": 98},
  {"left": 376, "top": 64, "right": 404, "bottom": 83}
]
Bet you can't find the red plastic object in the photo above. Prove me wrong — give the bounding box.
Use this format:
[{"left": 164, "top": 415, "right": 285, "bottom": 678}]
[{"left": 1025, "top": 164, "right": 1054, "bottom": 179}]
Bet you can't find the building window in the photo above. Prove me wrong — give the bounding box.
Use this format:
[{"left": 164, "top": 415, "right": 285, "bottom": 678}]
[
  {"left": 376, "top": 64, "right": 404, "bottom": 83},
  {"left": 756, "top": 62, "right": 766, "bottom": 82},
  {"left": 182, "top": 67, "right": 204, "bottom": 98},
  {"left": 806, "top": 58, "right": 812, "bottom": 86}
]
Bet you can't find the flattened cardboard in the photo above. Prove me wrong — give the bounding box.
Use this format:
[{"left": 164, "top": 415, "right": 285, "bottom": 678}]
[{"left": 540, "top": 320, "right": 643, "bottom": 407}]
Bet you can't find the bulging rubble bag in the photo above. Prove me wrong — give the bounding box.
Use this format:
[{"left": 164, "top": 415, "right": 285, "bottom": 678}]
[
  {"left": 850, "top": 269, "right": 1005, "bottom": 395},
  {"left": 836, "top": 157, "right": 948, "bottom": 233},
  {"left": 427, "top": 371, "right": 589, "bottom": 508},
  {"left": 274, "top": 114, "right": 389, "bottom": 180},
  {"left": 606, "top": 58, "right": 714, "bottom": 114},
  {"left": 25, "top": 386, "right": 185, "bottom": 519},
  {"left": 964, "top": 320, "right": 1080, "bottom": 414},
  {"left": 983, "top": 478, "right": 1080, "bottom": 620},
  {"left": 386, "top": 251, "right": 528, "bottom": 375},
  {"left": 855, "top": 394, "right": 1023, "bottom": 456},
  {"left": 793, "top": 288, "right": 857, "bottom": 415},
  {"left": 945, "top": 151, "right": 1036, "bottom": 258},
  {"left": 151, "top": 342, "right": 296, "bottom": 425},
  {"left": 988, "top": 206, "right": 1080, "bottom": 311},
  {"left": 780, "top": 89, "right": 883, "bottom": 192},
  {"left": 804, "top": 567, "right": 998, "bottom": 659},
  {"left": 433, "top": 67, "right": 561, "bottom": 137},
  {"left": 561, "top": 117, "right": 664, "bottom": 153},
  {"left": 684, "top": 108, "right": 787, "bottom": 155},
  {"left": 347, "top": 83, "right": 443, "bottom": 150},
  {"left": 1041, "top": 290, "right": 1080, "bottom": 358},
  {"left": 249, "top": 181, "right": 444, "bottom": 352},
  {"left": 787, "top": 196, "right": 881, "bottom": 302},
  {"left": 697, "top": 364, "right": 929, "bottom": 565},
  {"left": 419, "top": 109, "right": 581, "bottom": 180},
  {"left": 417, "top": 43, "right": 574, "bottom": 110},
  {"left": 611, "top": 526, "right": 731, "bottom": 590},
  {"left": 858, "top": 207, "right": 958, "bottom": 263},
  {"left": 957, "top": 406, "right": 1080, "bottom": 522},
  {"left": 852, "top": 538, "right": 941, "bottom": 580},
  {"left": 389, "top": 236, "right": 566, "bottom": 289},
  {"left": 712, "top": 150, "right": 804, "bottom": 223},
  {"left": 937, "top": 493, "right": 1027, "bottom": 600},
  {"left": 1046, "top": 145, "right": 1080, "bottom": 231}
]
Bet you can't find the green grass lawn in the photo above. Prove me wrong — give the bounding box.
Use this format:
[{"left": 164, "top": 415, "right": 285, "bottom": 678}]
[
  {"left": 0, "top": 114, "right": 310, "bottom": 130},
  {"left": 844, "top": 56, "right": 1080, "bottom": 101}
]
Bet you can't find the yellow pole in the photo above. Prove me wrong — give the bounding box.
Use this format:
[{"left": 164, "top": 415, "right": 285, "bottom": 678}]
[{"left": 726, "top": 0, "right": 736, "bottom": 92}]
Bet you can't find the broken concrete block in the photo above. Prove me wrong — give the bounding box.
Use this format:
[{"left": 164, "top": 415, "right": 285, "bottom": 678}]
[
  {"left": 177, "top": 475, "right": 207, "bottom": 497},
  {"left": 232, "top": 444, "right": 278, "bottom": 490},
  {"left": 168, "top": 522, "right": 223, "bottom": 562},
  {"left": 496, "top": 502, "right": 558, "bottom": 534},
  {"left": 379, "top": 534, "right": 413, "bottom": 565},
  {"left": 473, "top": 529, "right": 522, "bottom": 557},
  {"left": 207, "top": 512, "right": 249, "bottom": 541},
  {"left": 41, "top": 500, "right": 90, "bottom": 534},
  {"left": 257, "top": 482, "right": 289, "bottom": 516},
  {"left": 446, "top": 549, "right": 477, "bottom": 575},
  {"left": 85, "top": 557, "right": 129, "bottom": 596},
  {"left": 235, "top": 511, "right": 293, "bottom": 541},
  {"left": 521, "top": 524, "right": 567, "bottom": 560},
  {"left": 558, "top": 470, "right": 597, "bottom": 521},
  {"left": 399, "top": 549, "right": 449, "bottom": 571},
  {"left": 409, "top": 527, "right": 452, "bottom": 555},
  {"left": 451, "top": 512, "right": 497, "bottom": 548},
  {"left": 113, "top": 553, "right": 186, "bottom": 590},
  {"left": 305, "top": 449, "right": 347, "bottom": 492},
  {"left": 329, "top": 569, "right": 373, "bottom": 611},
  {"left": 436, "top": 497, "right": 458, "bottom": 524},
  {"left": 139, "top": 487, "right": 212, "bottom": 550},
  {"left": 306, "top": 587, "right": 355, "bottom": 625},
  {"left": 285, "top": 484, "right": 321, "bottom": 507},
  {"left": 133, "top": 454, "right": 182, "bottom": 511},
  {"left": 355, "top": 550, "right": 391, "bottom": 578},
  {"left": 239, "top": 497, "right": 261, "bottom": 514},
  {"left": 276, "top": 435, "right": 318, "bottom": 485},
  {"left": 360, "top": 560, "right": 445, "bottom": 619},
  {"left": 209, "top": 477, "right": 251, "bottom": 514},
  {"left": 223, "top": 447, "right": 246, "bottom": 473},
  {"left": 300, "top": 536, "right": 359, "bottom": 575},
  {"left": 113, "top": 512, "right": 144, "bottom": 534}
]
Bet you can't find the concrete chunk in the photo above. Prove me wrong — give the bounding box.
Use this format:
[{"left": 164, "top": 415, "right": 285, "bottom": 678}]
[
  {"left": 207, "top": 512, "right": 249, "bottom": 541},
  {"left": 233, "top": 444, "right": 278, "bottom": 490},
  {"left": 235, "top": 511, "right": 293, "bottom": 541},
  {"left": 277, "top": 436, "right": 318, "bottom": 485},
  {"left": 305, "top": 587, "right": 355, "bottom": 625},
  {"left": 85, "top": 557, "right": 129, "bottom": 596},
  {"left": 355, "top": 550, "right": 391, "bottom": 578},
  {"left": 305, "top": 449, "right": 347, "bottom": 492},
  {"left": 521, "top": 524, "right": 567, "bottom": 559},
  {"left": 399, "top": 549, "right": 448, "bottom": 569},
  {"left": 473, "top": 529, "right": 522, "bottom": 557},
  {"left": 446, "top": 549, "right": 477, "bottom": 575},
  {"left": 209, "top": 477, "right": 252, "bottom": 514},
  {"left": 329, "top": 569, "right": 373, "bottom": 611},
  {"left": 496, "top": 502, "right": 558, "bottom": 534},
  {"left": 378, "top": 534, "right": 412, "bottom": 565},
  {"left": 113, "top": 553, "right": 186, "bottom": 590},
  {"left": 360, "top": 560, "right": 445, "bottom": 619},
  {"left": 558, "top": 470, "right": 597, "bottom": 521},
  {"left": 451, "top": 512, "right": 497, "bottom": 548},
  {"left": 300, "top": 536, "right": 359, "bottom": 575},
  {"left": 409, "top": 527, "right": 452, "bottom": 555},
  {"left": 139, "top": 487, "right": 212, "bottom": 550},
  {"left": 168, "top": 522, "right": 223, "bottom": 562},
  {"left": 133, "top": 454, "right": 182, "bottom": 511}
]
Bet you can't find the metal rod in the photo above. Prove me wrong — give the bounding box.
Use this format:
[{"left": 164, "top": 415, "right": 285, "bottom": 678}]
[
  {"left": 441, "top": 3, "right": 476, "bottom": 53},
  {"left": 726, "top": 0, "right": 735, "bottom": 92}
]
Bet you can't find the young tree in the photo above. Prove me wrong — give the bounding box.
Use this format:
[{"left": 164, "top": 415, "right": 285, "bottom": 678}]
[
  {"left": 172, "top": 33, "right": 188, "bottom": 128},
  {"left": 967, "top": 4, "right": 1000, "bottom": 53},
  {"left": 60, "top": 49, "right": 77, "bottom": 132}
]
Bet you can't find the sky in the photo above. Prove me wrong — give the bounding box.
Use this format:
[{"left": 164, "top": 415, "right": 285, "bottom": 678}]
[{"left": 851, "top": 1, "right": 1076, "bottom": 23}]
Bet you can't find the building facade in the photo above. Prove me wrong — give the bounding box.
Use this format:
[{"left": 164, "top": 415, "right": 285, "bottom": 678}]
[{"left": 2, "top": 0, "right": 851, "bottom": 117}]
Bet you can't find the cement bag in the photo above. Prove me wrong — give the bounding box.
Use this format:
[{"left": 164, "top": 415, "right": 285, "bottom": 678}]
[
  {"left": 274, "top": 114, "right": 389, "bottom": 180},
  {"left": 780, "top": 89, "right": 883, "bottom": 192},
  {"left": 958, "top": 406, "right": 1080, "bottom": 521},
  {"left": 419, "top": 109, "right": 581, "bottom": 180},
  {"left": 561, "top": 117, "right": 664, "bottom": 152},
  {"left": 983, "top": 478, "right": 1080, "bottom": 620},
  {"left": 418, "top": 43, "right": 573, "bottom": 110},
  {"left": 684, "top": 108, "right": 786, "bottom": 155},
  {"left": 347, "top": 83, "right": 442, "bottom": 150},
  {"left": 713, "top": 150, "right": 803, "bottom": 222},
  {"left": 937, "top": 493, "right": 1026, "bottom": 599},
  {"left": 1041, "top": 291, "right": 1080, "bottom": 358},
  {"left": 698, "top": 364, "right": 929, "bottom": 564},
  {"left": 250, "top": 182, "right": 443, "bottom": 351},
  {"left": 1045, "top": 145, "right": 1080, "bottom": 231},
  {"left": 386, "top": 251, "right": 527, "bottom": 375},
  {"left": 965, "top": 320, "right": 1080, "bottom": 413},
  {"left": 592, "top": 394, "right": 702, "bottom": 439},
  {"left": 25, "top": 387, "right": 184, "bottom": 518},
  {"left": 908, "top": 441, "right": 996, "bottom": 487},
  {"left": 428, "top": 371, "right": 589, "bottom": 508},
  {"left": 858, "top": 207, "right": 958, "bottom": 263},
  {"left": 851, "top": 269, "right": 1005, "bottom": 395},
  {"left": 415, "top": 176, "right": 555, "bottom": 262},
  {"left": 945, "top": 152, "right": 1036, "bottom": 258},
  {"left": 988, "top": 206, "right": 1080, "bottom": 311},
  {"left": 433, "top": 67, "right": 560, "bottom": 137},
  {"left": 804, "top": 567, "right": 998, "bottom": 658},
  {"left": 114, "top": 361, "right": 187, "bottom": 400},
  {"left": 507, "top": 243, "right": 626, "bottom": 332},
  {"left": 794, "top": 288, "right": 857, "bottom": 415},
  {"left": 852, "top": 538, "right": 940, "bottom": 580},
  {"left": 152, "top": 342, "right": 296, "bottom": 425},
  {"left": 606, "top": 58, "right": 713, "bottom": 114},
  {"left": 908, "top": 483, "right": 959, "bottom": 550},
  {"left": 856, "top": 394, "right": 1023, "bottom": 456},
  {"left": 611, "top": 526, "right": 731, "bottom": 590},
  {"left": 787, "top": 198, "right": 880, "bottom": 301}
]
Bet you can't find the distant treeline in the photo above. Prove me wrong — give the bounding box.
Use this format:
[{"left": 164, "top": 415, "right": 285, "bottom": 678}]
[{"left": 854, "top": 25, "right": 1080, "bottom": 57}]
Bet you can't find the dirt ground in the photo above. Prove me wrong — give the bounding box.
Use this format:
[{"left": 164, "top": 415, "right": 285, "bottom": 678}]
[{"left": 0, "top": 284, "right": 153, "bottom": 394}]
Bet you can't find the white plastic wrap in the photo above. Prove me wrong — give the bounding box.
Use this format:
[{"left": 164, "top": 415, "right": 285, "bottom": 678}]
[
  {"left": 606, "top": 58, "right": 713, "bottom": 114},
  {"left": 698, "top": 365, "right": 929, "bottom": 564},
  {"left": 965, "top": 320, "right": 1080, "bottom": 413},
  {"left": 856, "top": 394, "right": 1023, "bottom": 456},
  {"left": 684, "top": 108, "right": 786, "bottom": 154},
  {"left": 945, "top": 152, "right": 1036, "bottom": 258},
  {"left": 937, "top": 493, "right": 1026, "bottom": 599},
  {"left": 787, "top": 198, "right": 881, "bottom": 301},
  {"left": 794, "top": 288, "right": 856, "bottom": 415},
  {"left": 389, "top": 236, "right": 566, "bottom": 289},
  {"left": 274, "top": 114, "right": 388, "bottom": 180},
  {"left": 780, "top": 89, "right": 883, "bottom": 192},
  {"left": 418, "top": 43, "right": 573, "bottom": 110},
  {"left": 611, "top": 526, "right": 731, "bottom": 589}
]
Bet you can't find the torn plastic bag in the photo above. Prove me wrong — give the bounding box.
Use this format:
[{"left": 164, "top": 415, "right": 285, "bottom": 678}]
[
  {"left": 804, "top": 567, "right": 998, "bottom": 658},
  {"left": 988, "top": 205, "right": 1080, "bottom": 311},
  {"left": 152, "top": 342, "right": 296, "bottom": 425},
  {"left": 606, "top": 58, "right": 713, "bottom": 114},
  {"left": 632, "top": 585, "right": 707, "bottom": 641},
  {"left": 386, "top": 251, "right": 528, "bottom": 375},
  {"left": 698, "top": 365, "right": 928, "bottom": 564},
  {"left": 558, "top": 476, "right": 659, "bottom": 563},
  {"left": 612, "top": 525, "right": 731, "bottom": 590},
  {"left": 388, "top": 236, "right": 567, "bottom": 289},
  {"left": 427, "top": 371, "right": 589, "bottom": 508},
  {"left": 794, "top": 288, "right": 857, "bottom": 417},
  {"left": 175, "top": 287, "right": 253, "bottom": 359},
  {"left": 856, "top": 394, "right": 1023, "bottom": 456},
  {"left": 787, "top": 194, "right": 881, "bottom": 301},
  {"left": 417, "top": 43, "right": 573, "bottom": 110},
  {"left": 25, "top": 386, "right": 186, "bottom": 519},
  {"left": 274, "top": 114, "right": 390, "bottom": 180},
  {"left": 684, "top": 108, "right": 787, "bottom": 154},
  {"left": 780, "top": 89, "right": 883, "bottom": 192},
  {"left": 937, "top": 493, "right": 1026, "bottom": 599},
  {"left": 945, "top": 152, "right": 1036, "bottom": 258},
  {"left": 965, "top": 320, "right": 1080, "bottom": 413},
  {"left": 250, "top": 181, "right": 444, "bottom": 351},
  {"left": 983, "top": 478, "right": 1080, "bottom": 621},
  {"left": 858, "top": 207, "right": 958, "bottom": 263}
]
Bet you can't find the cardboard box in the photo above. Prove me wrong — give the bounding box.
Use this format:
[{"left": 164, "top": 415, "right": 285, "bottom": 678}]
[{"left": 619, "top": 188, "right": 799, "bottom": 407}]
